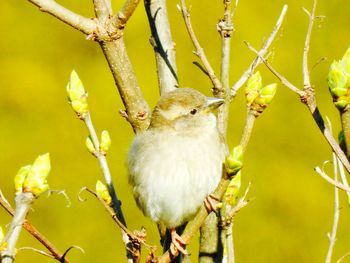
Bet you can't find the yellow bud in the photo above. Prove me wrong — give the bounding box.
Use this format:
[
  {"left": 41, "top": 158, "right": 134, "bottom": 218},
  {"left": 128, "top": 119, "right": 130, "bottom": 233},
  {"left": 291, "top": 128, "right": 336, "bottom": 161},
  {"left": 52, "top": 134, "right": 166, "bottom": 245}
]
[
  {"left": 255, "top": 83, "right": 277, "bottom": 106},
  {"left": 23, "top": 153, "right": 50, "bottom": 196},
  {"left": 85, "top": 136, "right": 96, "bottom": 156},
  {"left": 225, "top": 146, "right": 243, "bottom": 175},
  {"left": 100, "top": 130, "right": 111, "bottom": 154},
  {"left": 328, "top": 60, "right": 347, "bottom": 94},
  {"left": 14, "top": 165, "right": 31, "bottom": 193},
  {"left": 96, "top": 180, "right": 112, "bottom": 205},
  {"left": 246, "top": 72, "right": 262, "bottom": 106},
  {"left": 67, "top": 70, "right": 89, "bottom": 116}
]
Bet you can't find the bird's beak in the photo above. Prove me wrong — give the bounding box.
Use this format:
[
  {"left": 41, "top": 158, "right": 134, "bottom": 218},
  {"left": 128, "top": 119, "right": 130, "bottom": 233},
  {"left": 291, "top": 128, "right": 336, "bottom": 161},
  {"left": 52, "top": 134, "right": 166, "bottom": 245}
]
[{"left": 205, "top": 97, "right": 225, "bottom": 111}]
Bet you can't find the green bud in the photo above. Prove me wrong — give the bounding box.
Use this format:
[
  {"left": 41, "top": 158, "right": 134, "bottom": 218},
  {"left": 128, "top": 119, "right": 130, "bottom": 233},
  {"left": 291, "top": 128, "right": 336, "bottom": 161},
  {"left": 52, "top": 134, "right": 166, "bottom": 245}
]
[
  {"left": 100, "top": 130, "right": 111, "bottom": 155},
  {"left": 335, "top": 99, "right": 349, "bottom": 110},
  {"left": 255, "top": 83, "right": 277, "bottom": 106},
  {"left": 328, "top": 60, "right": 347, "bottom": 94},
  {"left": 85, "top": 136, "right": 96, "bottom": 156},
  {"left": 225, "top": 145, "right": 243, "bottom": 175},
  {"left": 14, "top": 165, "right": 31, "bottom": 193},
  {"left": 67, "top": 70, "right": 88, "bottom": 117},
  {"left": 23, "top": 153, "right": 50, "bottom": 196},
  {"left": 246, "top": 71, "right": 262, "bottom": 106},
  {"left": 96, "top": 180, "right": 112, "bottom": 205},
  {"left": 224, "top": 171, "right": 241, "bottom": 206}
]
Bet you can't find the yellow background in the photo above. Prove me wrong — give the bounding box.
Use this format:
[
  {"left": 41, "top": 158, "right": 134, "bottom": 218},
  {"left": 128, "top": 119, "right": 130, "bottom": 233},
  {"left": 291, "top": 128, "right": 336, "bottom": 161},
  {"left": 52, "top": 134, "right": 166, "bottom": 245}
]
[{"left": 1, "top": 0, "right": 350, "bottom": 262}]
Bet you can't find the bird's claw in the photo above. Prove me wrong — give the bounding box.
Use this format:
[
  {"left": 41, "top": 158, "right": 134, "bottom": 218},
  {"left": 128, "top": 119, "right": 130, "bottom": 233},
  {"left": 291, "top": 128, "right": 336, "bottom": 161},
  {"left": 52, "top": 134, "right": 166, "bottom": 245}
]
[
  {"left": 204, "top": 194, "right": 221, "bottom": 213},
  {"left": 170, "top": 229, "right": 188, "bottom": 256}
]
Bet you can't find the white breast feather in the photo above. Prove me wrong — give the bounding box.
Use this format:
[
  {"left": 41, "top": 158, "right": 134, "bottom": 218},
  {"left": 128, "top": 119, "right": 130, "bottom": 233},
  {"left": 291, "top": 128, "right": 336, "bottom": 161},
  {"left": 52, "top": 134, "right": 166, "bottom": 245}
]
[{"left": 128, "top": 114, "right": 225, "bottom": 228}]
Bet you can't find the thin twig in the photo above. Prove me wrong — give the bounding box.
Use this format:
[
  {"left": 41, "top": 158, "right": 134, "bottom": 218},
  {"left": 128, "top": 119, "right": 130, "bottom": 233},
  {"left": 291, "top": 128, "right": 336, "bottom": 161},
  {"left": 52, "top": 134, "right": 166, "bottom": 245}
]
[
  {"left": 240, "top": 111, "right": 256, "bottom": 151},
  {"left": 302, "top": 0, "right": 317, "bottom": 88},
  {"left": 84, "top": 112, "right": 126, "bottom": 227},
  {"left": 144, "top": 0, "right": 178, "bottom": 94},
  {"left": 18, "top": 247, "right": 55, "bottom": 259},
  {"left": 337, "top": 158, "right": 350, "bottom": 204},
  {"left": 93, "top": 0, "right": 112, "bottom": 23},
  {"left": 27, "top": 0, "right": 96, "bottom": 35},
  {"left": 315, "top": 167, "right": 350, "bottom": 192},
  {"left": 246, "top": 42, "right": 350, "bottom": 175},
  {"left": 83, "top": 112, "right": 133, "bottom": 263},
  {"left": 114, "top": 0, "right": 141, "bottom": 30},
  {"left": 216, "top": 0, "right": 235, "bottom": 139},
  {"left": 325, "top": 153, "right": 340, "bottom": 263},
  {"left": 2, "top": 193, "right": 36, "bottom": 263},
  {"left": 79, "top": 187, "right": 153, "bottom": 249},
  {"left": 336, "top": 252, "right": 350, "bottom": 263},
  {"left": 0, "top": 195, "right": 69, "bottom": 263},
  {"left": 244, "top": 42, "right": 304, "bottom": 97},
  {"left": 179, "top": 0, "right": 222, "bottom": 91},
  {"left": 230, "top": 4, "right": 288, "bottom": 97}
]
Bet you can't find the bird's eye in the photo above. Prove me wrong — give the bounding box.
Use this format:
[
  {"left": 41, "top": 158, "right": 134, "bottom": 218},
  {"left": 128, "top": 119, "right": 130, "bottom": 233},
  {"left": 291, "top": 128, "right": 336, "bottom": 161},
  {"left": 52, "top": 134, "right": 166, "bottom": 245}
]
[{"left": 190, "top": 108, "right": 197, "bottom": 115}]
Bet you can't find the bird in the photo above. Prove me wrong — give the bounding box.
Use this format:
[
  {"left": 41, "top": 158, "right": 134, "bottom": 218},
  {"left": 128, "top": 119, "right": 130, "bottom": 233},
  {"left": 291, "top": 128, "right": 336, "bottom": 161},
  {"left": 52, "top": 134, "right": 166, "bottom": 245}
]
[{"left": 128, "top": 88, "right": 226, "bottom": 255}]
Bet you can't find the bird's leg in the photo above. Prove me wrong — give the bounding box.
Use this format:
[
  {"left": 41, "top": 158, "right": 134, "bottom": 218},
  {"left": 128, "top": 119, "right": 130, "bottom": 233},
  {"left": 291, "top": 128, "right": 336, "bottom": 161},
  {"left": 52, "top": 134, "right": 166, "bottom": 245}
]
[
  {"left": 204, "top": 193, "right": 221, "bottom": 213},
  {"left": 170, "top": 228, "right": 188, "bottom": 256}
]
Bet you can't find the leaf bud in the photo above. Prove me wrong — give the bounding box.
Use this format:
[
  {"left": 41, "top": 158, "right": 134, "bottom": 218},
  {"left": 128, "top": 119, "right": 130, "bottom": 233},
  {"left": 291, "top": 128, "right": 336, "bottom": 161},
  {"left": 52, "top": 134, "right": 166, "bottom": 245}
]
[
  {"left": 100, "top": 130, "right": 111, "bottom": 155},
  {"left": 96, "top": 180, "right": 112, "bottom": 205}
]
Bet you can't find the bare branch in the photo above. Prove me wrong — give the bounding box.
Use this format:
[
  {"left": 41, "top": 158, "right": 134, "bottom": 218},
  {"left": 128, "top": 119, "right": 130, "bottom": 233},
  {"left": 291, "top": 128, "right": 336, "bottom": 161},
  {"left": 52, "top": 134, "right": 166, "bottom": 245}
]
[
  {"left": 240, "top": 111, "right": 256, "bottom": 151},
  {"left": 336, "top": 158, "right": 350, "bottom": 203},
  {"left": 27, "top": 0, "right": 96, "bottom": 35},
  {"left": 302, "top": 0, "right": 317, "bottom": 88},
  {"left": 325, "top": 153, "right": 340, "bottom": 263},
  {"left": 114, "top": 0, "right": 141, "bottom": 30},
  {"left": 179, "top": 0, "right": 222, "bottom": 92},
  {"left": 245, "top": 42, "right": 304, "bottom": 96},
  {"left": 230, "top": 4, "right": 288, "bottom": 97},
  {"left": 99, "top": 40, "right": 151, "bottom": 133},
  {"left": 216, "top": 0, "right": 235, "bottom": 139},
  {"left": 315, "top": 166, "right": 350, "bottom": 192},
  {"left": 144, "top": 0, "right": 178, "bottom": 94},
  {"left": 246, "top": 40, "right": 350, "bottom": 176},
  {"left": 337, "top": 252, "right": 350, "bottom": 263},
  {"left": 2, "top": 193, "right": 36, "bottom": 263},
  {"left": 93, "top": 0, "right": 112, "bottom": 22},
  {"left": 0, "top": 195, "right": 69, "bottom": 263}
]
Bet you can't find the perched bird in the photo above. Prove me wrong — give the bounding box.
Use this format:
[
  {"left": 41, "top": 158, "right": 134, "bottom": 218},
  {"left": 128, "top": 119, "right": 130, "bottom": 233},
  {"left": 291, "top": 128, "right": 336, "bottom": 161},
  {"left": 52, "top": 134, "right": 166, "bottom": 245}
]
[{"left": 128, "top": 88, "right": 226, "bottom": 254}]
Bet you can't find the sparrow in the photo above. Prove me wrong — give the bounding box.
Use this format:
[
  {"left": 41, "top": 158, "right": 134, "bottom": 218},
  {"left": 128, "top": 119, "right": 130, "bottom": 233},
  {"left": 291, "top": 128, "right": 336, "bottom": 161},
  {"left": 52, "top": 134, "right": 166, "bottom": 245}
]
[{"left": 128, "top": 88, "right": 226, "bottom": 255}]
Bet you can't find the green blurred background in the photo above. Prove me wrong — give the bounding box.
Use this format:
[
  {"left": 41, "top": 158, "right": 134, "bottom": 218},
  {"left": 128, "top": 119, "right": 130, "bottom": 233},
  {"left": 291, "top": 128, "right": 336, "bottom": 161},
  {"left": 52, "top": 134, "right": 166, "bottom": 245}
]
[{"left": 1, "top": 0, "right": 350, "bottom": 262}]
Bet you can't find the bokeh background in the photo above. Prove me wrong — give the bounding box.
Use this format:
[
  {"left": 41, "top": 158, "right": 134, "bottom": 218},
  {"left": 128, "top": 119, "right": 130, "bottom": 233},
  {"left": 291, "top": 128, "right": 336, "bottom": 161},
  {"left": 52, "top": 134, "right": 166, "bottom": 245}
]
[{"left": 1, "top": 0, "right": 350, "bottom": 262}]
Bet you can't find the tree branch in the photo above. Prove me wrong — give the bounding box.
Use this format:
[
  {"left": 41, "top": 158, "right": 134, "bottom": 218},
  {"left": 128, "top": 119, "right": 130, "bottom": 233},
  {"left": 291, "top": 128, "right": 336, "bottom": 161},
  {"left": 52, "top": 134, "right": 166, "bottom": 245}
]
[
  {"left": 315, "top": 166, "right": 350, "bottom": 192},
  {"left": 302, "top": 0, "right": 317, "bottom": 88},
  {"left": 230, "top": 4, "right": 288, "bottom": 97},
  {"left": 93, "top": 0, "right": 112, "bottom": 22},
  {"left": 27, "top": 0, "right": 96, "bottom": 35},
  {"left": 145, "top": 0, "right": 178, "bottom": 95},
  {"left": 0, "top": 195, "right": 70, "bottom": 263},
  {"left": 2, "top": 193, "right": 35, "bottom": 263},
  {"left": 99, "top": 40, "right": 151, "bottom": 133},
  {"left": 179, "top": 0, "right": 222, "bottom": 92},
  {"left": 114, "top": 0, "right": 141, "bottom": 31},
  {"left": 246, "top": 43, "right": 350, "bottom": 175},
  {"left": 216, "top": 0, "right": 236, "bottom": 140},
  {"left": 325, "top": 153, "right": 340, "bottom": 263}
]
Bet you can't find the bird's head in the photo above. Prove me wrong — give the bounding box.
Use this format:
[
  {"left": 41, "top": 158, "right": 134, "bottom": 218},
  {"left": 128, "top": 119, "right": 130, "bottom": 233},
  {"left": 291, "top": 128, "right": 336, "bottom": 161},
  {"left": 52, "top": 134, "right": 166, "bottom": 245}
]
[{"left": 150, "top": 88, "right": 224, "bottom": 134}]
